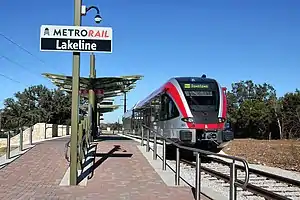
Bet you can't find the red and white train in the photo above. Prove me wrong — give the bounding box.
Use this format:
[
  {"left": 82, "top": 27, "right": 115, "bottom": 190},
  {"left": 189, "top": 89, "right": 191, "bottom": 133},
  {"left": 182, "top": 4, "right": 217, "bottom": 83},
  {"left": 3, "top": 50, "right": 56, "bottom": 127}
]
[{"left": 122, "top": 75, "right": 233, "bottom": 152}]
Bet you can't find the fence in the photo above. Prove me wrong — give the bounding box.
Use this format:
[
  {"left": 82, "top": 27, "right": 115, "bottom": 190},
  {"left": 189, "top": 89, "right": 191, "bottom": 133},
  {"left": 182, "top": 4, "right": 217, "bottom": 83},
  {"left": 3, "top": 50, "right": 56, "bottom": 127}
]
[
  {"left": 1, "top": 123, "right": 70, "bottom": 159},
  {"left": 64, "top": 116, "right": 95, "bottom": 183},
  {"left": 134, "top": 124, "right": 250, "bottom": 200}
]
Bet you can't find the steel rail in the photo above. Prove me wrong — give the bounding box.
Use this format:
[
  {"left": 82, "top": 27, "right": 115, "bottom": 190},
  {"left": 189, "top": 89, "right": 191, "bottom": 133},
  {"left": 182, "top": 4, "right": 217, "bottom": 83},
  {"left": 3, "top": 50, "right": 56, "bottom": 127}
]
[
  {"left": 123, "top": 132, "right": 300, "bottom": 200},
  {"left": 209, "top": 157, "right": 300, "bottom": 187},
  {"left": 128, "top": 133, "right": 300, "bottom": 188},
  {"left": 130, "top": 125, "right": 249, "bottom": 189},
  {"left": 181, "top": 159, "right": 292, "bottom": 200},
  {"left": 122, "top": 124, "right": 250, "bottom": 200}
]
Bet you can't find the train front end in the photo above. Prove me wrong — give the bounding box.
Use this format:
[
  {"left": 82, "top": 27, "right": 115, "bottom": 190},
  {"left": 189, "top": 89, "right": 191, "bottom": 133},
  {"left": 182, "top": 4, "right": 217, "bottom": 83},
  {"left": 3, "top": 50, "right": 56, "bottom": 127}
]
[{"left": 176, "top": 77, "right": 234, "bottom": 152}]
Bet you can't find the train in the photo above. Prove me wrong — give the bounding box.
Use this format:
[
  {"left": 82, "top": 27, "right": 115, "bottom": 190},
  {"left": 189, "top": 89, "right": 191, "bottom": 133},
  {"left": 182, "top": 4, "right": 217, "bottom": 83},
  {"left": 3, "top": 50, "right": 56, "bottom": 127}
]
[{"left": 122, "top": 75, "right": 234, "bottom": 153}]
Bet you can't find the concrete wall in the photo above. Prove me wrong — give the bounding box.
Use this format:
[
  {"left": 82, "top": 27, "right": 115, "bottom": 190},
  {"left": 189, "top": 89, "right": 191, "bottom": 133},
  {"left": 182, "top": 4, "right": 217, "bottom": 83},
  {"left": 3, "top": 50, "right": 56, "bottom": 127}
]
[{"left": 0, "top": 123, "right": 71, "bottom": 148}]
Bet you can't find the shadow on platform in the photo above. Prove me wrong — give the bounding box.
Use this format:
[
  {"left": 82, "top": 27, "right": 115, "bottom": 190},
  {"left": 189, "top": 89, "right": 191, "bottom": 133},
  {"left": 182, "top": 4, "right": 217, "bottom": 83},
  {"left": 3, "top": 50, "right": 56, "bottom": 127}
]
[
  {"left": 94, "top": 135, "right": 134, "bottom": 142},
  {"left": 77, "top": 144, "right": 132, "bottom": 184}
]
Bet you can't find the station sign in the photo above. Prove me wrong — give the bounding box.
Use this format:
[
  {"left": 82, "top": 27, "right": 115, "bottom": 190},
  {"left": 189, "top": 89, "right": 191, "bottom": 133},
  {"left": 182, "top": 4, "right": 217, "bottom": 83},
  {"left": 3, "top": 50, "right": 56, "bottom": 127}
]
[{"left": 40, "top": 25, "right": 112, "bottom": 53}]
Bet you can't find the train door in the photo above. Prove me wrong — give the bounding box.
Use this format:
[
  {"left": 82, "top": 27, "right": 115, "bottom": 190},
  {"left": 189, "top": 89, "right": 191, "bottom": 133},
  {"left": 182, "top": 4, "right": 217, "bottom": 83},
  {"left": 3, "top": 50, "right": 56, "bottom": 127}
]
[
  {"left": 151, "top": 97, "right": 160, "bottom": 133},
  {"left": 159, "top": 93, "right": 180, "bottom": 140}
]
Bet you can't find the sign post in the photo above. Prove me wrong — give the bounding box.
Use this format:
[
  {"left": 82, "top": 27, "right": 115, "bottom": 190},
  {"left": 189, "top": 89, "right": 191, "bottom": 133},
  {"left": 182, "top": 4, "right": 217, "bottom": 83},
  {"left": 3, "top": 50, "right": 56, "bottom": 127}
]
[
  {"left": 69, "top": 0, "right": 82, "bottom": 186},
  {"left": 39, "top": 3, "right": 112, "bottom": 186}
]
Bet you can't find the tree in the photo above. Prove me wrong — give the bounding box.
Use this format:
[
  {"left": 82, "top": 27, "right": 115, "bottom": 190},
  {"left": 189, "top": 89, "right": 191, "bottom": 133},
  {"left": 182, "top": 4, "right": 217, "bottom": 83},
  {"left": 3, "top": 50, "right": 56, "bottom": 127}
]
[
  {"left": 0, "top": 84, "right": 73, "bottom": 132},
  {"left": 280, "top": 90, "right": 300, "bottom": 139},
  {"left": 226, "top": 80, "right": 280, "bottom": 139}
]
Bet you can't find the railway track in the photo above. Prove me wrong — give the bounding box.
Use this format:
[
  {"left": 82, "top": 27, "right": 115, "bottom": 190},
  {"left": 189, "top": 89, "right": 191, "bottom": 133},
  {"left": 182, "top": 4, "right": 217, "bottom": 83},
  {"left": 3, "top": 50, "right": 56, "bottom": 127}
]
[
  {"left": 122, "top": 133, "right": 300, "bottom": 199},
  {"left": 181, "top": 159, "right": 300, "bottom": 200}
]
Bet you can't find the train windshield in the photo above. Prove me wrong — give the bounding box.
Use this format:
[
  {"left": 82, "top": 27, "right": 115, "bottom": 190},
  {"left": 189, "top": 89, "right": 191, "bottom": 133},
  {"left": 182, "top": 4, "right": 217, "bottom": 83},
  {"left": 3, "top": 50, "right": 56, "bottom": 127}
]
[{"left": 180, "top": 82, "right": 219, "bottom": 111}]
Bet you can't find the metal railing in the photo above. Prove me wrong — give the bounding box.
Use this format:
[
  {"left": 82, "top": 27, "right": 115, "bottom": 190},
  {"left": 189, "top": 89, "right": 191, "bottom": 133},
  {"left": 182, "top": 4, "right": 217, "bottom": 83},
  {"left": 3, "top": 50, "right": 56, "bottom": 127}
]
[
  {"left": 64, "top": 140, "right": 71, "bottom": 162},
  {"left": 5, "top": 127, "right": 32, "bottom": 160},
  {"left": 76, "top": 117, "right": 95, "bottom": 180},
  {"left": 138, "top": 124, "right": 249, "bottom": 200},
  {"left": 5, "top": 124, "right": 70, "bottom": 160}
]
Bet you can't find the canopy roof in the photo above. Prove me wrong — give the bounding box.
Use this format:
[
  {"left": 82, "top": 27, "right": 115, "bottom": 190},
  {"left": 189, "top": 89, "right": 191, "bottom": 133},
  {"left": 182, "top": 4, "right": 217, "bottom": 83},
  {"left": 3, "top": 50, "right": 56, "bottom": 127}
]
[{"left": 42, "top": 73, "right": 143, "bottom": 100}]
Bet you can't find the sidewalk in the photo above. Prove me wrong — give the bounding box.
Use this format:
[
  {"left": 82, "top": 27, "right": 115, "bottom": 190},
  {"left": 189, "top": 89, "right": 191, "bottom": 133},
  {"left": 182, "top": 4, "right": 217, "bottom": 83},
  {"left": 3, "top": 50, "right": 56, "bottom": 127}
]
[{"left": 0, "top": 134, "right": 207, "bottom": 200}]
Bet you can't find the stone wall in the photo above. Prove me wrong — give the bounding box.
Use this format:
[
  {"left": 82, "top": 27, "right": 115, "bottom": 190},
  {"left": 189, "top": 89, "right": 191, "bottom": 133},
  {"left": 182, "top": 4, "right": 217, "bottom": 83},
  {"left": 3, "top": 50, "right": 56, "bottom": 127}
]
[{"left": 0, "top": 123, "right": 71, "bottom": 148}]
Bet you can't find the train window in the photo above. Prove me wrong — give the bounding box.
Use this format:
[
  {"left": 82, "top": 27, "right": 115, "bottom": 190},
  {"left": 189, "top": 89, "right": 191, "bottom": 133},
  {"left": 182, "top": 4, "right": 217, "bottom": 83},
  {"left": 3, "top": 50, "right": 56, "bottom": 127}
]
[
  {"left": 185, "top": 91, "right": 217, "bottom": 106},
  {"left": 184, "top": 90, "right": 213, "bottom": 96},
  {"left": 160, "top": 94, "right": 179, "bottom": 120},
  {"left": 168, "top": 99, "right": 179, "bottom": 118},
  {"left": 160, "top": 95, "right": 168, "bottom": 120}
]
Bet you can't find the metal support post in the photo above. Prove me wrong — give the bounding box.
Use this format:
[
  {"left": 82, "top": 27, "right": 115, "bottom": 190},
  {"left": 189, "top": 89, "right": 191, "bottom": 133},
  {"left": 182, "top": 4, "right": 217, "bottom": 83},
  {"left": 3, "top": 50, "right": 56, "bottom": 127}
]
[
  {"left": 123, "top": 92, "right": 127, "bottom": 113},
  {"left": 141, "top": 124, "right": 144, "bottom": 146},
  {"left": 77, "top": 123, "right": 83, "bottom": 170},
  {"left": 86, "top": 117, "right": 88, "bottom": 132},
  {"left": 117, "top": 118, "right": 120, "bottom": 133},
  {"left": 97, "top": 111, "right": 100, "bottom": 127},
  {"left": 70, "top": 0, "right": 82, "bottom": 186},
  {"left": 229, "top": 160, "right": 237, "bottom": 200},
  {"left": 6, "top": 131, "right": 10, "bottom": 159},
  {"left": 29, "top": 126, "right": 32, "bottom": 145},
  {"left": 19, "top": 128, "right": 23, "bottom": 151},
  {"left": 146, "top": 128, "right": 150, "bottom": 152},
  {"left": 44, "top": 123, "right": 47, "bottom": 139},
  {"left": 96, "top": 111, "right": 100, "bottom": 137},
  {"left": 78, "top": 123, "right": 83, "bottom": 150},
  {"left": 89, "top": 53, "right": 96, "bottom": 140},
  {"left": 175, "top": 147, "right": 180, "bottom": 185},
  {"left": 162, "top": 139, "right": 166, "bottom": 170},
  {"left": 153, "top": 131, "right": 157, "bottom": 160},
  {"left": 195, "top": 152, "right": 201, "bottom": 200},
  {"left": 82, "top": 118, "right": 85, "bottom": 130}
]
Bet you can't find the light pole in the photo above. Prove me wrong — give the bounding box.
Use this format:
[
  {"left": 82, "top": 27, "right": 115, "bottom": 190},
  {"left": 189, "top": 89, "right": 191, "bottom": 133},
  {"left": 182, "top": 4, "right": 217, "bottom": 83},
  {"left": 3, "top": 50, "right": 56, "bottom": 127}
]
[
  {"left": 81, "top": 5, "right": 102, "bottom": 23},
  {"left": 81, "top": 4, "right": 102, "bottom": 140},
  {"left": 70, "top": 2, "right": 103, "bottom": 185},
  {"left": 70, "top": 0, "right": 82, "bottom": 186}
]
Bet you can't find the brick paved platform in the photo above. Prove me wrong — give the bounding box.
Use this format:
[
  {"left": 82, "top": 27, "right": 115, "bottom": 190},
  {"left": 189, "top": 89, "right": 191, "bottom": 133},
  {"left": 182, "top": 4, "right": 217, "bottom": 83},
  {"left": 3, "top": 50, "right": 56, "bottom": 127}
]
[{"left": 0, "top": 135, "right": 209, "bottom": 200}]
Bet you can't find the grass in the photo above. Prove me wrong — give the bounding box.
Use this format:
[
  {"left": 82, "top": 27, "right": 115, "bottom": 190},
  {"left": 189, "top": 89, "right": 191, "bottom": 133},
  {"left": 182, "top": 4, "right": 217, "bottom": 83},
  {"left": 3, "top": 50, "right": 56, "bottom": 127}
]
[{"left": 223, "top": 139, "right": 300, "bottom": 172}]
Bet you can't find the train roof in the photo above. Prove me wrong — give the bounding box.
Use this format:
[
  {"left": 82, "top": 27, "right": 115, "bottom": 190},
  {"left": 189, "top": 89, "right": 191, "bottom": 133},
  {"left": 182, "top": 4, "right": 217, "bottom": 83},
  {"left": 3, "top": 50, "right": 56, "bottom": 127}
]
[
  {"left": 123, "top": 100, "right": 141, "bottom": 118},
  {"left": 175, "top": 76, "right": 216, "bottom": 83}
]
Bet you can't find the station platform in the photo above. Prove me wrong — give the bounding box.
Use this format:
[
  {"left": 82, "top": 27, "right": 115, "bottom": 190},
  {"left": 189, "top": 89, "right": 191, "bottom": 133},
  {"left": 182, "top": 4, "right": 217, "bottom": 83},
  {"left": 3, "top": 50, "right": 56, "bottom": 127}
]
[{"left": 0, "top": 133, "right": 209, "bottom": 200}]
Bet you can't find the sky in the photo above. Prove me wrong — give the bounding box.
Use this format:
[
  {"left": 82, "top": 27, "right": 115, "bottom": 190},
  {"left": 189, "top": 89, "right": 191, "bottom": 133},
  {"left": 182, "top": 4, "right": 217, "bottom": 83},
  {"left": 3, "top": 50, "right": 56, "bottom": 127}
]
[{"left": 0, "top": 0, "right": 299, "bottom": 123}]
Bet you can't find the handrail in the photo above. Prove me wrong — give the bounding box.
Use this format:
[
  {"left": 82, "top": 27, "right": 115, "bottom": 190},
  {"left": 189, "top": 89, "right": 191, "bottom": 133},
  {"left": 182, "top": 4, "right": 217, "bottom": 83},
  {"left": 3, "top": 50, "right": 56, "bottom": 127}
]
[
  {"left": 78, "top": 129, "right": 90, "bottom": 170},
  {"left": 143, "top": 125, "right": 249, "bottom": 168},
  {"left": 64, "top": 140, "right": 71, "bottom": 163},
  {"left": 140, "top": 124, "right": 250, "bottom": 200},
  {"left": 77, "top": 123, "right": 96, "bottom": 180}
]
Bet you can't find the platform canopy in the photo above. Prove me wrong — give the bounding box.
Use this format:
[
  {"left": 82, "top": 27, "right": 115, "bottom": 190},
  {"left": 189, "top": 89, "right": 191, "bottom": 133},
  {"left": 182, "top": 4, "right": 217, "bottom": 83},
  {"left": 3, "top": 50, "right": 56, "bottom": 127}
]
[{"left": 42, "top": 73, "right": 143, "bottom": 100}]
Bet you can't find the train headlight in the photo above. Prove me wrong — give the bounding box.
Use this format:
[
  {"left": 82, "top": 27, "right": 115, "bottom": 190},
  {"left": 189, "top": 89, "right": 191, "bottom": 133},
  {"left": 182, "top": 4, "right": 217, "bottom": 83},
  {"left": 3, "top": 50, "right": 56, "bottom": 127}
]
[
  {"left": 181, "top": 117, "right": 194, "bottom": 123},
  {"left": 218, "top": 117, "right": 226, "bottom": 123}
]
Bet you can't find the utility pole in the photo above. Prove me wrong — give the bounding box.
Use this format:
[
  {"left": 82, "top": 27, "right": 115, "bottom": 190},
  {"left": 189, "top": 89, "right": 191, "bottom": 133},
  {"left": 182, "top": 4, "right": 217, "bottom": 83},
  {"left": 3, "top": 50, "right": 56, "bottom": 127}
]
[{"left": 70, "top": 0, "right": 82, "bottom": 186}]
